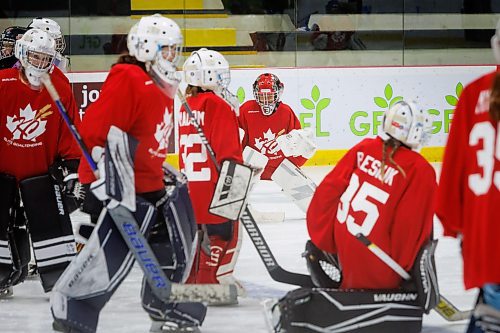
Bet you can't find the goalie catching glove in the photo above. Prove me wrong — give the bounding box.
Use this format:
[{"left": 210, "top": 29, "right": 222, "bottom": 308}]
[{"left": 275, "top": 128, "right": 317, "bottom": 159}]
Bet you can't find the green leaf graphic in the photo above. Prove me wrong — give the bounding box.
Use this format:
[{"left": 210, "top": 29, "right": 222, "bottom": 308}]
[
  {"left": 374, "top": 97, "right": 388, "bottom": 108},
  {"left": 456, "top": 82, "right": 463, "bottom": 98},
  {"left": 384, "top": 84, "right": 393, "bottom": 101},
  {"left": 301, "top": 98, "right": 315, "bottom": 110},
  {"left": 317, "top": 98, "right": 331, "bottom": 112},
  {"left": 445, "top": 95, "right": 458, "bottom": 106},
  {"left": 311, "top": 85, "right": 320, "bottom": 102},
  {"left": 237, "top": 87, "right": 245, "bottom": 104},
  {"left": 389, "top": 96, "right": 403, "bottom": 108}
]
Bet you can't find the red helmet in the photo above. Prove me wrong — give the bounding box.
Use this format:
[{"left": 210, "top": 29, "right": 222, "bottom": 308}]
[{"left": 253, "top": 73, "right": 284, "bottom": 116}]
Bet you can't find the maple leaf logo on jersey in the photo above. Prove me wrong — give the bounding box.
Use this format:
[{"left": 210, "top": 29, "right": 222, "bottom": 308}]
[
  {"left": 6, "top": 104, "right": 51, "bottom": 141},
  {"left": 254, "top": 128, "right": 281, "bottom": 155},
  {"left": 150, "top": 107, "right": 173, "bottom": 158}
]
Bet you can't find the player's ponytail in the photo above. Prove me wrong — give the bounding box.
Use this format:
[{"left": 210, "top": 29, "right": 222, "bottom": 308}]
[
  {"left": 490, "top": 72, "right": 500, "bottom": 122},
  {"left": 381, "top": 137, "right": 406, "bottom": 182}
]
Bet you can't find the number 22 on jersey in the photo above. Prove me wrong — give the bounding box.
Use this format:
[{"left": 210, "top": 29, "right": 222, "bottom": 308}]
[
  {"left": 336, "top": 173, "right": 389, "bottom": 237},
  {"left": 179, "top": 133, "right": 210, "bottom": 181}
]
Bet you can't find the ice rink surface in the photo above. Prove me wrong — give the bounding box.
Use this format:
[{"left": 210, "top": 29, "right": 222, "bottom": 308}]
[{"left": 0, "top": 166, "right": 477, "bottom": 333}]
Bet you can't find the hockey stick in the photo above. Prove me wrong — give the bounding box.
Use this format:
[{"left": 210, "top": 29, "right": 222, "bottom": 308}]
[
  {"left": 177, "top": 90, "right": 314, "bottom": 287},
  {"left": 356, "top": 233, "right": 472, "bottom": 321},
  {"left": 41, "top": 74, "right": 236, "bottom": 303}
]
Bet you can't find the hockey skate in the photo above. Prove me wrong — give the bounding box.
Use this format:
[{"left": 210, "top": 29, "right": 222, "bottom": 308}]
[
  {"left": 0, "top": 286, "right": 13, "bottom": 299},
  {"left": 150, "top": 320, "right": 201, "bottom": 333},
  {"left": 52, "top": 318, "right": 85, "bottom": 333},
  {"left": 26, "top": 263, "right": 39, "bottom": 280}
]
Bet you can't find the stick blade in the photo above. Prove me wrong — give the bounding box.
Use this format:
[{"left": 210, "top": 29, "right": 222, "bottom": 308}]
[{"left": 170, "top": 283, "right": 238, "bottom": 304}]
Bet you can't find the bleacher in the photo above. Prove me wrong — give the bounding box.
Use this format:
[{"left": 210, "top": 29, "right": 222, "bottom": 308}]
[{"left": 0, "top": 1, "right": 498, "bottom": 71}]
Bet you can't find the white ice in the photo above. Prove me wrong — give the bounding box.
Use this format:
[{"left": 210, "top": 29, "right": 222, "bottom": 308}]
[{"left": 0, "top": 166, "right": 477, "bottom": 333}]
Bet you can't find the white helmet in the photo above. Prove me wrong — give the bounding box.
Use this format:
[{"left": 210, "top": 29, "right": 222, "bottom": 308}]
[
  {"left": 15, "top": 28, "right": 56, "bottom": 88},
  {"left": 491, "top": 19, "right": 500, "bottom": 63},
  {"left": 183, "top": 48, "right": 230, "bottom": 91},
  {"left": 127, "top": 14, "right": 183, "bottom": 98},
  {"left": 28, "top": 17, "right": 65, "bottom": 53},
  {"left": 383, "top": 100, "right": 431, "bottom": 149}
]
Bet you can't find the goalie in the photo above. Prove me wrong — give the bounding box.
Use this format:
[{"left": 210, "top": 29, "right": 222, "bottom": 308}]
[
  {"left": 238, "top": 73, "right": 317, "bottom": 213},
  {"left": 269, "top": 101, "right": 439, "bottom": 332}
]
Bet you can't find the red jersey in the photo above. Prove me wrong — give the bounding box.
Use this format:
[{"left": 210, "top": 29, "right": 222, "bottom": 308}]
[
  {"left": 178, "top": 91, "right": 243, "bottom": 224},
  {"left": 0, "top": 67, "right": 81, "bottom": 181},
  {"left": 78, "top": 64, "right": 173, "bottom": 194},
  {"left": 307, "top": 137, "right": 435, "bottom": 289},
  {"left": 238, "top": 100, "right": 306, "bottom": 180},
  {"left": 436, "top": 70, "right": 500, "bottom": 290}
]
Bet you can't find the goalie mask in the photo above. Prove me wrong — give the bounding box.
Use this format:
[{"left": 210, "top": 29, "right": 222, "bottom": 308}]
[
  {"left": 183, "top": 48, "right": 231, "bottom": 91},
  {"left": 383, "top": 101, "right": 431, "bottom": 149},
  {"left": 1, "top": 26, "right": 28, "bottom": 60},
  {"left": 127, "top": 14, "right": 183, "bottom": 98},
  {"left": 253, "top": 73, "right": 283, "bottom": 116},
  {"left": 15, "top": 29, "right": 56, "bottom": 88},
  {"left": 28, "top": 17, "right": 66, "bottom": 54}
]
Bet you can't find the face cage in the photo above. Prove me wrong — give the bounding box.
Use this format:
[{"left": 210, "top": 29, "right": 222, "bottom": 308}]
[
  {"left": 27, "top": 50, "right": 55, "bottom": 70},
  {"left": 0, "top": 40, "right": 15, "bottom": 59},
  {"left": 255, "top": 90, "right": 279, "bottom": 115},
  {"left": 158, "top": 43, "right": 182, "bottom": 67},
  {"left": 55, "top": 36, "right": 66, "bottom": 54},
  {"left": 216, "top": 69, "right": 231, "bottom": 89}
]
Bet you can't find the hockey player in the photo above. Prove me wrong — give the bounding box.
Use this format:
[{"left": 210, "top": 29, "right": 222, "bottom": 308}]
[
  {"left": 306, "top": 100, "right": 435, "bottom": 290},
  {"left": 50, "top": 14, "right": 206, "bottom": 333},
  {"left": 0, "top": 26, "right": 29, "bottom": 69},
  {"left": 27, "top": 17, "right": 69, "bottom": 72},
  {"left": 436, "top": 22, "right": 500, "bottom": 333},
  {"left": 179, "top": 48, "right": 245, "bottom": 295},
  {"left": 238, "top": 73, "right": 315, "bottom": 180},
  {"left": 0, "top": 28, "right": 81, "bottom": 297}
]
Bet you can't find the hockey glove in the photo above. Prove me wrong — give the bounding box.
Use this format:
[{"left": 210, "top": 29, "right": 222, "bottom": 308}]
[
  {"left": 49, "top": 159, "right": 84, "bottom": 213},
  {"left": 303, "top": 240, "right": 342, "bottom": 288}
]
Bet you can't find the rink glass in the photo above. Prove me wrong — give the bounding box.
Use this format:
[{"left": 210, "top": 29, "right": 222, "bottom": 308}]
[{"left": 0, "top": 1, "right": 498, "bottom": 71}]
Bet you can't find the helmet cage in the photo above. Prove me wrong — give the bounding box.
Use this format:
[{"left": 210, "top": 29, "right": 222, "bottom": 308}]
[
  {"left": 15, "top": 29, "right": 56, "bottom": 87},
  {"left": 28, "top": 17, "right": 66, "bottom": 53},
  {"left": 183, "top": 48, "right": 231, "bottom": 91},
  {"left": 127, "top": 14, "right": 183, "bottom": 97},
  {"left": 1, "top": 26, "right": 28, "bottom": 59},
  {"left": 253, "top": 73, "right": 283, "bottom": 116}
]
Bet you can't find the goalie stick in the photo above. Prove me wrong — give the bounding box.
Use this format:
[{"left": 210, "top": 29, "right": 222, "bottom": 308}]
[
  {"left": 356, "top": 233, "right": 472, "bottom": 322},
  {"left": 41, "top": 74, "right": 236, "bottom": 304},
  {"left": 177, "top": 90, "right": 314, "bottom": 287}
]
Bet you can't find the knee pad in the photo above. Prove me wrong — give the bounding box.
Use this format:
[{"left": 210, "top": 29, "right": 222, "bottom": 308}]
[
  {"left": 162, "top": 181, "right": 198, "bottom": 282},
  {"left": 19, "top": 174, "right": 77, "bottom": 292}
]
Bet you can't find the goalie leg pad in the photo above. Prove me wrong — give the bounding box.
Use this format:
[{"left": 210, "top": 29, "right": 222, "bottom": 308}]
[
  {"left": 141, "top": 183, "right": 206, "bottom": 326},
  {"left": 0, "top": 173, "right": 25, "bottom": 288},
  {"left": 270, "top": 288, "right": 424, "bottom": 333},
  {"left": 19, "top": 174, "right": 76, "bottom": 292},
  {"left": 270, "top": 159, "right": 316, "bottom": 213},
  {"left": 51, "top": 197, "right": 158, "bottom": 333},
  {"left": 467, "top": 288, "right": 500, "bottom": 333},
  {"left": 411, "top": 239, "right": 439, "bottom": 313}
]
